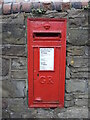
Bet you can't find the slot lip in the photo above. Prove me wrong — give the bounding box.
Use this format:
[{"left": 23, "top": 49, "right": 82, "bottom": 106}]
[{"left": 33, "top": 32, "right": 61, "bottom": 41}]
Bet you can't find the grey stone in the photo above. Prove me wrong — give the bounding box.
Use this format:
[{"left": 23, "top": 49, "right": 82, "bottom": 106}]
[
  {"left": 74, "top": 93, "right": 88, "bottom": 99},
  {"left": 42, "top": 11, "right": 68, "bottom": 18},
  {"left": 69, "top": 17, "right": 88, "bottom": 28},
  {"left": 71, "top": 72, "right": 88, "bottom": 78},
  {"left": 2, "top": 80, "right": 26, "bottom": 98},
  {"left": 11, "top": 71, "right": 27, "bottom": 79},
  {"left": 2, "top": 58, "right": 10, "bottom": 76},
  {"left": 11, "top": 57, "right": 27, "bottom": 70},
  {"left": 68, "top": 10, "right": 88, "bottom": 28},
  {"left": 75, "top": 99, "right": 88, "bottom": 106},
  {"left": 2, "top": 110, "right": 10, "bottom": 118},
  {"left": 64, "top": 100, "right": 75, "bottom": 108},
  {"left": 0, "top": 33, "right": 2, "bottom": 45},
  {"left": 68, "top": 29, "right": 88, "bottom": 45},
  {"left": 2, "top": 45, "right": 26, "bottom": 56},
  {"left": 71, "top": 67, "right": 88, "bottom": 73},
  {"left": 21, "top": 109, "right": 37, "bottom": 118},
  {"left": 67, "top": 56, "right": 88, "bottom": 68},
  {"left": 67, "top": 46, "right": 85, "bottom": 56},
  {"left": 58, "top": 107, "right": 88, "bottom": 118},
  {"left": 37, "top": 108, "right": 54, "bottom": 118},
  {"left": 65, "top": 94, "right": 74, "bottom": 101},
  {"left": 68, "top": 9, "right": 88, "bottom": 18},
  {"left": 66, "top": 66, "right": 70, "bottom": 79},
  {"left": 0, "top": 58, "right": 2, "bottom": 76},
  {"left": 66, "top": 80, "right": 86, "bottom": 93}
]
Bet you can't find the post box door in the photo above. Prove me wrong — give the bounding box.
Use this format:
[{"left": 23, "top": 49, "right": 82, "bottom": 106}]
[{"left": 33, "top": 47, "right": 61, "bottom": 103}]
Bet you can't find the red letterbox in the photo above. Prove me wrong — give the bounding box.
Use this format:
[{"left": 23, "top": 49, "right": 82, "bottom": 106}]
[{"left": 27, "top": 18, "right": 67, "bottom": 108}]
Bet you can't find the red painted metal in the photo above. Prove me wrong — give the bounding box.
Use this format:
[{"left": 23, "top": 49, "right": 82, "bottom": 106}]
[{"left": 27, "top": 18, "right": 67, "bottom": 108}]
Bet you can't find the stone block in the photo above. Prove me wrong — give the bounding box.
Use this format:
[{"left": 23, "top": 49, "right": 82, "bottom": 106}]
[
  {"left": 64, "top": 100, "right": 75, "bottom": 108},
  {"left": 74, "top": 93, "right": 88, "bottom": 99},
  {"left": 71, "top": 67, "right": 88, "bottom": 73},
  {"left": 2, "top": 110, "right": 10, "bottom": 118},
  {"left": 2, "top": 45, "right": 26, "bottom": 57},
  {"left": 71, "top": 72, "right": 88, "bottom": 78},
  {"left": 68, "top": 29, "right": 88, "bottom": 45},
  {"left": 58, "top": 107, "right": 88, "bottom": 118},
  {"left": 2, "top": 98, "right": 38, "bottom": 118},
  {"left": 66, "top": 80, "right": 87, "bottom": 93},
  {"left": 11, "top": 57, "right": 27, "bottom": 70},
  {"left": 2, "top": 23, "right": 25, "bottom": 45},
  {"left": 75, "top": 99, "right": 88, "bottom": 106},
  {"left": 2, "top": 58, "right": 10, "bottom": 76},
  {"left": 11, "top": 70, "right": 27, "bottom": 79},
  {"left": 0, "top": 58, "right": 2, "bottom": 76},
  {"left": 67, "top": 56, "right": 88, "bottom": 68},
  {"left": 66, "top": 66, "right": 70, "bottom": 79},
  {"left": 67, "top": 46, "right": 85, "bottom": 56},
  {"left": 69, "top": 17, "right": 88, "bottom": 28},
  {"left": 68, "top": 9, "right": 82, "bottom": 18},
  {"left": 65, "top": 93, "right": 74, "bottom": 101},
  {"left": 2, "top": 80, "right": 26, "bottom": 98},
  {"left": 36, "top": 108, "right": 54, "bottom": 118},
  {"left": 43, "top": 11, "right": 68, "bottom": 18}
]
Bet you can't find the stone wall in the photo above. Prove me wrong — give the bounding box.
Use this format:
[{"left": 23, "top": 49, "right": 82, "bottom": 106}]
[{"left": 1, "top": 8, "right": 89, "bottom": 118}]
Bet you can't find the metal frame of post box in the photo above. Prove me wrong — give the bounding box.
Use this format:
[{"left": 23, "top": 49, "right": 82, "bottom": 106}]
[{"left": 27, "top": 18, "right": 67, "bottom": 108}]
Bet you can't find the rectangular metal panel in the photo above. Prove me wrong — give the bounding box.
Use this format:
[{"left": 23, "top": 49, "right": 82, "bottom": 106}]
[
  {"left": 27, "top": 18, "right": 67, "bottom": 108},
  {"left": 34, "top": 47, "right": 60, "bottom": 103}
]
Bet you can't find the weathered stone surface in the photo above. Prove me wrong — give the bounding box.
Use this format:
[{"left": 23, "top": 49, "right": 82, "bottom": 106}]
[
  {"left": 2, "top": 110, "right": 10, "bottom": 118},
  {"left": 64, "top": 100, "right": 75, "bottom": 108},
  {"left": 71, "top": 72, "right": 88, "bottom": 78},
  {"left": 42, "top": 11, "right": 68, "bottom": 18},
  {"left": 71, "top": 67, "right": 88, "bottom": 73},
  {"left": 66, "top": 80, "right": 87, "bottom": 93},
  {"left": 65, "top": 94, "right": 74, "bottom": 101},
  {"left": 2, "top": 45, "right": 26, "bottom": 56},
  {"left": 11, "top": 57, "right": 27, "bottom": 70},
  {"left": 75, "top": 99, "right": 88, "bottom": 106},
  {"left": 69, "top": 17, "right": 88, "bottom": 28},
  {"left": 68, "top": 29, "right": 88, "bottom": 45},
  {"left": 0, "top": 33, "right": 2, "bottom": 44},
  {"left": 67, "top": 56, "right": 88, "bottom": 67},
  {"left": 67, "top": 46, "right": 85, "bottom": 56},
  {"left": 66, "top": 66, "right": 70, "bottom": 79},
  {"left": 58, "top": 107, "right": 88, "bottom": 118},
  {"left": 74, "top": 93, "right": 88, "bottom": 99},
  {"left": 68, "top": 9, "right": 87, "bottom": 18},
  {"left": 2, "top": 23, "right": 25, "bottom": 44},
  {"left": 36, "top": 108, "right": 54, "bottom": 118},
  {"left": 0, "top": 58, "right": 2, "bottom": 76},
  {"left": 68, "top": 10, "right": 88, "bottom": 28},
  {"left": 11, "top": 71, "right": 27, "bottom": 79},
  {"left": 2, "top": 80, "right": 25, "bottom": 98},
  {"left": 21, "top": 109, "right": 37, "bottom": 118},
  {"left": 2, "top": 13, "right": 24, "bottom": 25},
  {"left": 2, "top": 58, "right": 10, "bottom": 76}
]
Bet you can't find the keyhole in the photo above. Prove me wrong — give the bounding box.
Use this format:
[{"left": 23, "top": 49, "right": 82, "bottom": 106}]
[{"left": 37, "top": 73, "right": 39, "bottom": 77}]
